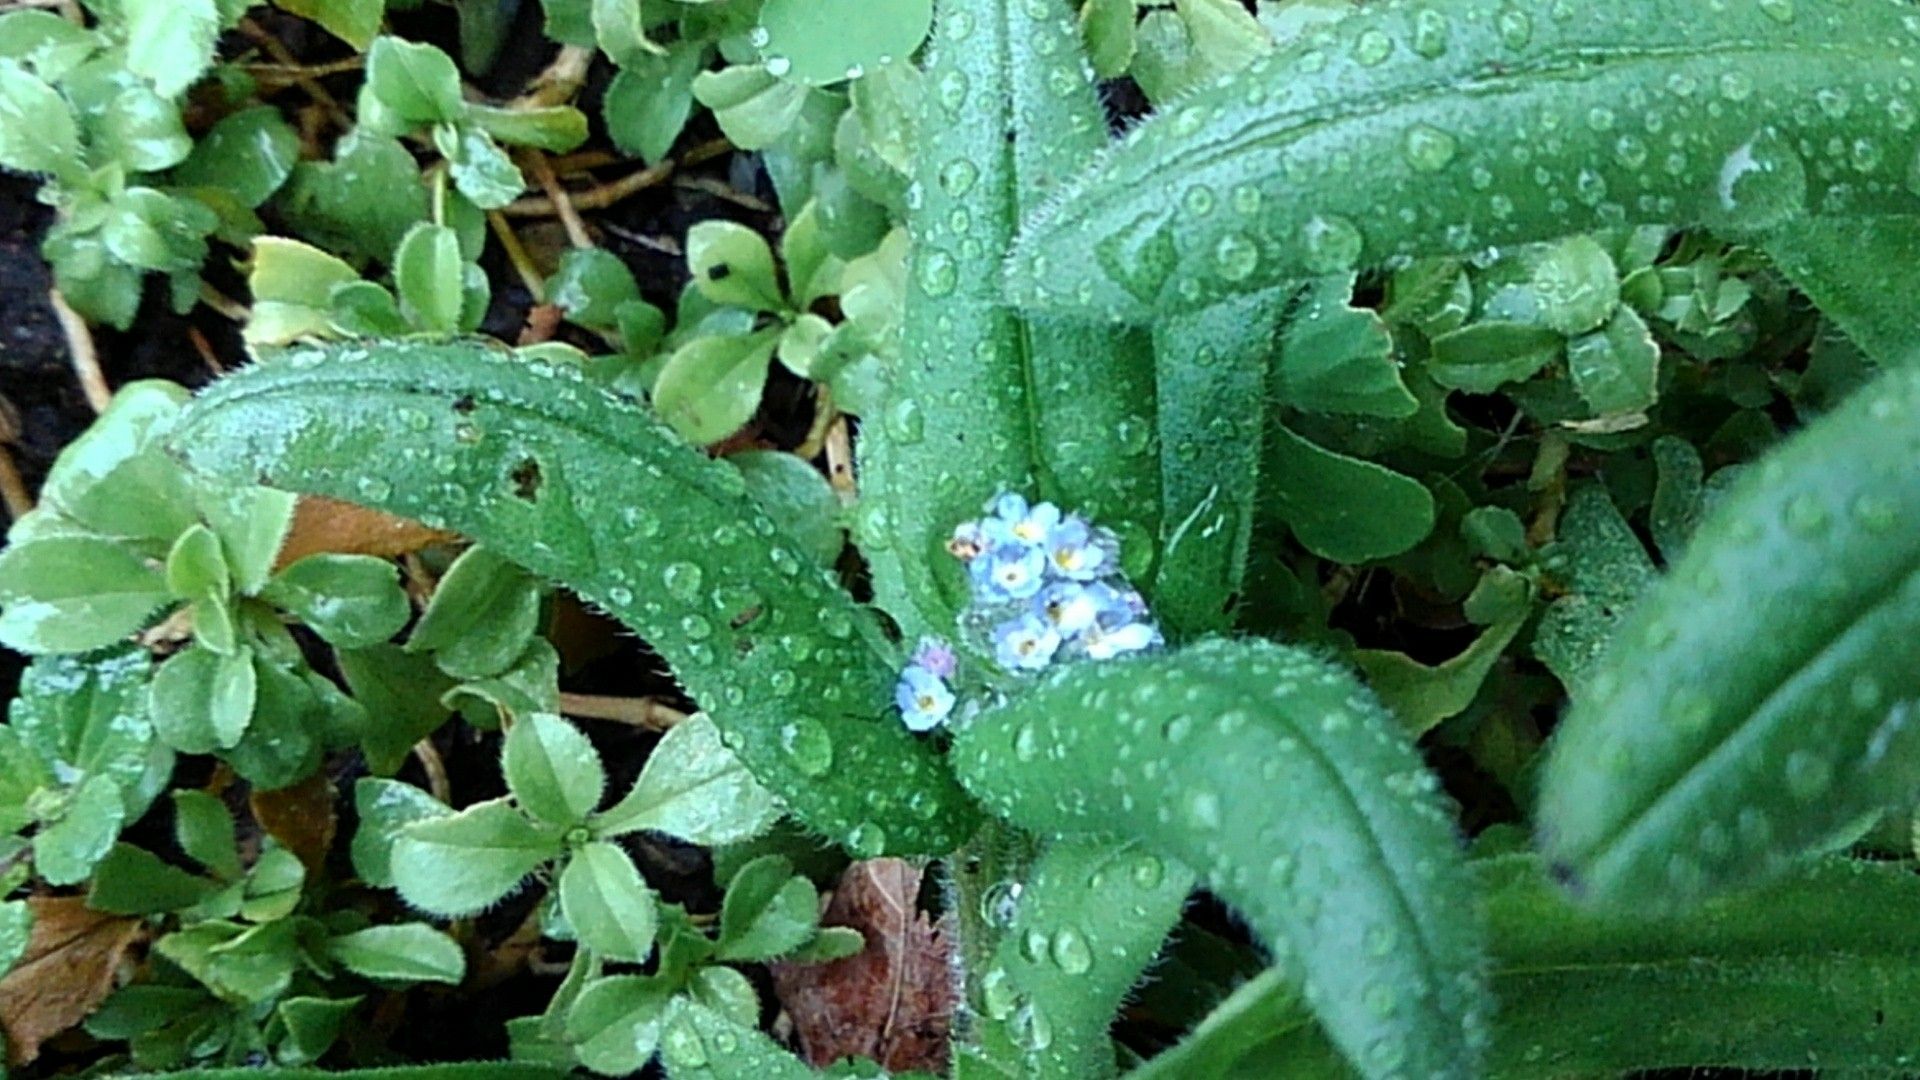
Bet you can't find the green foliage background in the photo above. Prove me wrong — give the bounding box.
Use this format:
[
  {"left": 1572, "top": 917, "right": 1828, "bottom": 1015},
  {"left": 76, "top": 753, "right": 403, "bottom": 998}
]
[{"left": 3, "top": 0, "right": 1920, "bottom": 1078}]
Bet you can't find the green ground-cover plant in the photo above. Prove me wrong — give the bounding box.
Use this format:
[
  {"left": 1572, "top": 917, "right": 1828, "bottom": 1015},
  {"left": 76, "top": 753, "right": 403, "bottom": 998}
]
[{"left": 7, "top": 0, "right": 1920, "bottom": 1077}]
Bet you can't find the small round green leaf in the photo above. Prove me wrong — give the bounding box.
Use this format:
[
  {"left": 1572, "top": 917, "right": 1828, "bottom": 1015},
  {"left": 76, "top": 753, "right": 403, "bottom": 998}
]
[
  {"left": 503, "top": 712, "right": 606, "bottom": 827},
  {"left": 559, "top": 841, "right": 658, "bottom": 963},
  {"left": 754, "top": 0, "right": 932, "bottom": 86}
]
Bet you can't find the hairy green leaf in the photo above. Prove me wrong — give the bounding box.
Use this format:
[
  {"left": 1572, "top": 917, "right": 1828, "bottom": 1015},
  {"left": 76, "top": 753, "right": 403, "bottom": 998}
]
[
  {"left": 559, "top": 841, "right": 658, "bottom": 963},
  {"left": 952, "top": 638, "right": 1488, "bottom": 1080},
  {"left": 857, "top": 0, "right": 1159, "bottom": 637},
  {"left": 1540, "top": 365, "right": 1920, "bottom": 907},
  {"left": 1156, "top": 856, "right": 1920, "bottom": 1078},
  {"left": 351, "top": 778, "right": 452, "bottom": 887},
  {"left": 0, "top": 536, "right": 173, "bottom": 654},
  {"left": 167, "top": 342, "right": 978, "bottom": 855},
  {"left": 8, "top": 645, "right": 168, "bottom": 821},
  {"left": 966, "top": 838, "right": 1195, "bottom": 1078},
  {"left": 1761, "top": 217, "right": 1920, "bottom": 369},
  {"left": 656, "top": 998, "right": 815, "bottom": 1079},
  {"left": 1007, "top": 0, "right": 1920, "bottom": 317},
  {"left": 503, "top": 712, "right": 606, "bottom": 827},
  {"left": 715, "top": 854, "right": 816, "bottom": 962},
  {"left": 328, "top": 924, "right": 467, "bottom": 984},
  {"left": 598, "top": 713, "right": 781, "bottom": 846},
  {"left": 391, "top": 797, "right": 561, "bottom": 916},
  {"left": 122, "top": 0, "right": 218, "bottom": 99},
  {"left": 1151, "top": 289, "right": 1285, "bottom": 636}
]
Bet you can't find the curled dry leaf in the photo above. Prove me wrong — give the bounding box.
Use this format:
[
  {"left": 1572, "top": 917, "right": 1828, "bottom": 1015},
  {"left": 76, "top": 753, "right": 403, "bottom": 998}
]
[
  {"left": 274, "top": 494, "right": 455, "bottom": 569},
  {"left": 769, "top": 858, "right": 953, "bottom": 1074},
  {"left": 0, "top": 897, "right": 143, "bottom": 1065}
]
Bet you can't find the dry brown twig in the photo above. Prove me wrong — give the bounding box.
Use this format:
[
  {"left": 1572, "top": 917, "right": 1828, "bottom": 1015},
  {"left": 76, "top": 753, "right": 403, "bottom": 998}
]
[
  {"left": 49, "top": 288, "right": 110, "bottom": 414},
  {"left": 524, "top": 151, "right": 593, "bottom": 249},
  {"left": 557, "top": 692, "right": 689, "bottom": 731},
  {"left": 0, "top": 398, "right": 33, "bottom": 522}
]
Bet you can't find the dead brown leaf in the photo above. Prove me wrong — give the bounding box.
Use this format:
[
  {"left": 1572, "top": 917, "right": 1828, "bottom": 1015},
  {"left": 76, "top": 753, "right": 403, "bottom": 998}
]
[
  {"left": 769, "top": 858, "right": 953, "bottom": 1074},
  {"left": 250, "top": 771, "right": 339, "bottom": 875},
  {"left": 0, "top": 897, "right": 142, "bottom": 1065},
  {"left": 274, "top": 495, "right": 454, "bottom": 569}
]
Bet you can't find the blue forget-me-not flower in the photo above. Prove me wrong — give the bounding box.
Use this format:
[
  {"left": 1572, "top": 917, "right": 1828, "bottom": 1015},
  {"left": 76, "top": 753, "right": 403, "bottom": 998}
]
[
  {"left": 895, "top": 666, "right": 956, "bottom": 732},
  {"left": 994, "top": 612, "right": 1063, "bottom": 671},
  {"left": 901, "top": 492, "right": 1164, "bottom": 730}
]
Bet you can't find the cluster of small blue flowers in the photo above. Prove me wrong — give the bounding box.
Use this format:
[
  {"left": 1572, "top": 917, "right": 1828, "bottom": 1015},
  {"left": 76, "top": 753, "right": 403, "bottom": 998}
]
[{"left": 894, "top": 493, "right": 1163, "bottom": 731}]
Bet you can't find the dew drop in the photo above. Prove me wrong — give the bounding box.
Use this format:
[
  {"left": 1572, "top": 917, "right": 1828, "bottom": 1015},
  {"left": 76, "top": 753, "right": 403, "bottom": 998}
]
[
  {"left": 765, "top": 55, "right": 792, "bottom": 78},
  {"left": 935, "top": 70, "right": 969, "bottom": 115},
  {"left": 1131, "top": 854, "right": 1164, "bottom": 889},
  {"left": 1301, "top": 214, "right": 1364, "bottom": 273},
  {"left": 1783, "top": 750, "right": 1833, "bottom": 800},
  {"left": 1186, "top": 790, "right": 1223, "bottom": 830},
  {"left": 1010, "top": 1002, "right": 1054, "bottom": 1051},
  {"left": 981, "top": 882, "right": 1022, "bottom": 928},
  {"left": 663, "top": 561, "right": 703, "bottom": 601},
  {"left": 1784, "top": 493, "right": 1829, "bottom": 536},
  {"left": 1716, "top": 128, "right": 1807, "bottom": 230},
  {"left": 1211, "top": 233, "right": 1260, "bottom": 281},
  {"left": 847, "top": 822, "right": 887, "bottom": 857},
  {"left": 661, "top": 1022, "right": 707, "bottom": 1068},
  {"left": 1403, "top": 123, "right": 1458, "bottom": 172},
  {"left": 1051, "top": 927, "right": 1093, "bottom": 974},
  {"left": 884, "top": 397, "right": 925, "bottom": 443},
  {"left": 1497, "top": 9, "right": 1532, "bottom": 47},
  {"left": 1353, "top": 29, "right": 1394, "bottom": 66},
  {"left": 1019, "top": 928, "right": 1049, "bottom": 964},
  {"left": 780, "top": 718, "right": 833, "bottom": 776},
  {"left": 1412, "top": 9, "right": 1448, "bottom": 57},
  {"left": 918, "top": 249, "right": 959, "bottom": 297},
  {"left": 939, "top": 158, "right": 978, "bottom": 196},
  {"left": 1852, "top": 493, "right": 1898, "bottom": 532}
]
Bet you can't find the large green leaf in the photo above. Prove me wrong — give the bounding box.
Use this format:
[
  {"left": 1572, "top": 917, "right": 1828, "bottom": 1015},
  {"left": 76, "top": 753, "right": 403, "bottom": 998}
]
[
  {"left": 1006, "top": 0, "right": 1920, "bottom": 318},
  {"left": 166, "top": 341, "right": 977, "bottom": 855},
  {"left": 1761, "top": 217, "right": 1920, "bottom": 369},
  {"left": 1150, "top": 289, "right": 1287, "bottom": 637},
  {"left": 1146, "top": 856, "right": 1920, "bottom": 1078},
  {"left": 964, "top": 838, "right": 1195, "bottom": 1078},
  {"left": 856, "top": 0, "right": 1158, "bottom": 637},
  {"left": 1539, "top": 365, "right": 1920, "bottom": 908},
  {"left": 952, "top": 638, "right": 1488, "bottom": 1080}
]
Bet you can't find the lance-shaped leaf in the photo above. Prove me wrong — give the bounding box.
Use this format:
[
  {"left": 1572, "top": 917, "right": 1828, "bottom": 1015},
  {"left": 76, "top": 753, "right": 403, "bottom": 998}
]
[
  {"left": 1144, "top": 856, "right": 1920, "bottom": 1078},
  {"left": 1539, "top": 365, "right": 1920, "bottom": 907},
  {"left": 951, "top": 638, "right": 1488, "bottom": 1080},
  {"left": 167, "top": 342, "right": 978, "bottom": 856},
  {"left": 1006, "top": 0, "right": 1920, "bottom": 318},
  {"left": 964, "top": 837, "right": 1196, "bottom": 1078},
  {"left": 857, "top": 0, "right": 1158, "bottom": 637},
  {"left": 1760, "top": 217, "right": 1920, "bottom": 369},
  {"left": 1151, "top": 288, "right": 1287, "bottom": 637}
]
